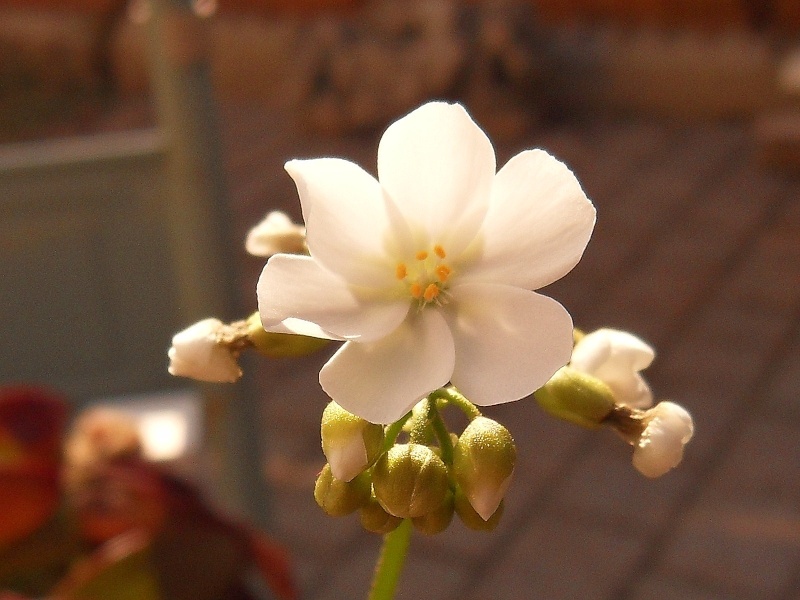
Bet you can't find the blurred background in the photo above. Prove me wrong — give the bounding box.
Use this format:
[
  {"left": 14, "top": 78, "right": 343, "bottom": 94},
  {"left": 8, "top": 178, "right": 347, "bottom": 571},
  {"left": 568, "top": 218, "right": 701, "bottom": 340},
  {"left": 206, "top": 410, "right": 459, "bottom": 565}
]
[{"left": 1, "top": 0, "right": 800, "bottom": 598}]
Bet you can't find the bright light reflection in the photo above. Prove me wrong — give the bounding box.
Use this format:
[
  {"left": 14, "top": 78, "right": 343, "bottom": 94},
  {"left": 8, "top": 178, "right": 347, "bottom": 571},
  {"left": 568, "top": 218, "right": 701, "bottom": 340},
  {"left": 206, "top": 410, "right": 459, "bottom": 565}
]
[{"left": 138, "top": 410, "right": 189, "bottom": 461}]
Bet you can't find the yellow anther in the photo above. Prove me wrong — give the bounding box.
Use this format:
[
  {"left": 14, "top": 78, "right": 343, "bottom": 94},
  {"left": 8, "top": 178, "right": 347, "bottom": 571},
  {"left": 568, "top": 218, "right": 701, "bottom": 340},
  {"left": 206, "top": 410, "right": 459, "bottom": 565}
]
[
  {"left": 410, "top": 283, "right": 423, "bottom": 299},
  {"left": 396, "top": 263, "right": 408, "bottom": 280},
  {"left": 434, "top": 244, "right": 446, "bottom": 259},
  {"left": 423, "top": 283, "right": 440, "bottom": 302},
  {"left": 435, "top": 265, "right": 451, "bottom": 283},
  {"left": 415, "top": 250, "right": 429, "bottom": 261}
]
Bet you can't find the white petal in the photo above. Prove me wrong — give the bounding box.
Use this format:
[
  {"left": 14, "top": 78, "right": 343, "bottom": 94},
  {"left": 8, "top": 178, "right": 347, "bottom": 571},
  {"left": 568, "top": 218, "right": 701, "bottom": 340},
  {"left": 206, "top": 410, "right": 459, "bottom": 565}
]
[
  {"left": 470, "top": 472, "right": 513, "bottom": 521},
  {"left": 319, "top": 310, "right": 455, "bottom": 424},
  {"left": 443, "top": 283, "right": 573, "bottom": 406},
  {"left": 167, "top": 319, "right": 242, "bottom": 383},
  {"left": 245, "top": 210, "right": 306, "bottom": 257},
  {"left": 570, "top": 328, "right": 655, "bottom": 408},
  {"left": 257, "top": 254, "right": 409, "bottom": 342},
  {"left": 466, "top": 149, "right": 596, "bottom": 290},
  {"left": 285, "top": 158, "right": 409, "bottom": 288},
  {"left": 377, "top": 102, "right": 495, "bottom": 255},
  {"left": 633, "top": 401, "right": 694, "bottom": 478},
  {"left": 267, "top": 318, "right": 342, "bottom": 341}
]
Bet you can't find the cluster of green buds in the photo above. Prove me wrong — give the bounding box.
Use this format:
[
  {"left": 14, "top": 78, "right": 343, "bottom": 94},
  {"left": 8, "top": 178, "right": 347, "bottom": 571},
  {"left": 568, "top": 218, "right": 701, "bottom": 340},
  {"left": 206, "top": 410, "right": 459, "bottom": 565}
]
[{"left": 314, "top": 389, "right": 516, "bottom": 535}]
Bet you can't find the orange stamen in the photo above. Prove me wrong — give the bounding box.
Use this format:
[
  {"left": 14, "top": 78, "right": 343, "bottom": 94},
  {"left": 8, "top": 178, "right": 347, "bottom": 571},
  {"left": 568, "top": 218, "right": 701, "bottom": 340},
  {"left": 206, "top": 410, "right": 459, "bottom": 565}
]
[
  {"left": 434, "top": 244, "right": 446, "bottom": 259},
  {"left": 435, "top": 265, "right": 451, "bottom": 282},
  {"left": 423, "top": 283, "right": 440, "bottom": 302},
  {"left": 415, "top": 250, "right": 429, "bottom": 261},
  {"left": 396, "top": 263, "right": 408, "bottom": 280},
  {"left": 410, "top": 283, "right": 423, "bottom": 299}
]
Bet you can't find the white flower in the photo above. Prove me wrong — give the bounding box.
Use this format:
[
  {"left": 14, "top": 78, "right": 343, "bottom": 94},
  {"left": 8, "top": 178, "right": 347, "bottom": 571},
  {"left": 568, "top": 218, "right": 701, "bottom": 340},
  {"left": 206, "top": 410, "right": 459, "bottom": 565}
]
[
  {"left": 167, "top": 318, "right": 242, "bottom": 383},
  {"left": 569, "top": 328, "right": 655, "bottom": 409},
  {"left": 257, "top": 102, "right": 595, "bottom": 423},
  {"left": 632, "top": 401, "right": 694, "bottom": 478},
  {"left": 245, "top": 210, "right": 307, "bottom": 257}
]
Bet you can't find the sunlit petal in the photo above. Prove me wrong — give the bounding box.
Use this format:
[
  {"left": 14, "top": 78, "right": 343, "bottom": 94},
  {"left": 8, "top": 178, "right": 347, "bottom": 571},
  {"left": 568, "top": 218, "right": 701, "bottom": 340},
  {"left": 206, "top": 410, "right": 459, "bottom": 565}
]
[
  {"left": 465, "top": 149, "right": 595, "bottom": 289},
  {"left": 443, "top": 283, "right": 573, "bottom": 405},
  {"left": 319, "top": 310, "right": 455, "bottom": 424},
  {"left": 633, "top": 401, "right": 694, "bottom": 478},
  {"left": 570, "top": 328, "right": 655, "bottom": 408},
  {"left": 258, "top": 254, "right": 409, "bottom": 342},
  {"left": 377, "top": 102, "right": 495, "bottom": 255},
  {"left": 285, "top": 158, "right": 402, "bottom": 287}
]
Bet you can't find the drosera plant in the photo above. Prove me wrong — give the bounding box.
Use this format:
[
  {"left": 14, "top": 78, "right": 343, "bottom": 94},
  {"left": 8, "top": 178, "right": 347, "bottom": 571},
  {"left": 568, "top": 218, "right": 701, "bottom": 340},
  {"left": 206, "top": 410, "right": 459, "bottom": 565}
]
[{"left": 168, "top": 101, "right": 694, "bottom": 600}]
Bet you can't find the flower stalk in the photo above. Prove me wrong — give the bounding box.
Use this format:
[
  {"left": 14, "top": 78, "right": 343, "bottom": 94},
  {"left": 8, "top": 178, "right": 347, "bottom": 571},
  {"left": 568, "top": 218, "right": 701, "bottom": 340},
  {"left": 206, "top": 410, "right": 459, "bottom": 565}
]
[{"left": 368, "top": 519, "right": 413, "bottom": 600}]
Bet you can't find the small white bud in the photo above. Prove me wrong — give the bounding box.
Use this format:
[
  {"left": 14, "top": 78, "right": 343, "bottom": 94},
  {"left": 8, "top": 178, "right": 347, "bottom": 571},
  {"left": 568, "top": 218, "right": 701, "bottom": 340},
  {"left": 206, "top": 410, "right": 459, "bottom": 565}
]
[
  {"left": 570, "top": 328, "right": 655, "bottom": 408},
  {"left": 245, "top": 211, "right": 306, "bottom": 257},
  {"left": 321, "top": 402, "right": 384, "bottom": 482},
  {"left": 632, "top": 401, "right": 694, "bottom": 478},
  {"left": 453, "top": 417, "right": 516, "bottom": 521},
  {"left": 167, "top": 318, "right": 242, "bottom": 383}
]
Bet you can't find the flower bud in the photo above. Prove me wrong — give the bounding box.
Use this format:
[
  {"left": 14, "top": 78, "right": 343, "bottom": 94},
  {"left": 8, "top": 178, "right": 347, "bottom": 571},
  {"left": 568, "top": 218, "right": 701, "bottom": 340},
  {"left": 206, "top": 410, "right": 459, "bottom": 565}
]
[
  {"left": 321, "top": 402, "right": 384, "bottom": 482},
  {"left": 569, "top": 328, "right": 655, "bottom": 408},
  {"left": 372, "top": 443, "right": 449, "bottom": 519},
  {"left": 632, "top": 401, "right": 694, "bottom": 478},
  {"left": 313, "top": 463, "right": 371, "bottom": 516},
  {"left": 245, "top": 211, "right": 307, "bottom": 257},
  {"left": 453, "top": 417, "right": 515, "bottom": 521},
  {"left": 534, "top": 366, "right": 615, "bottom": 429},
  {"left": 454, "top": 487, "right": 504, "bottom": 531},
  {"left": 360, "top": 494, "right": 403, "bottom": 534},
  {"left": 168, "top": 318, "right": 242, "bottom": 383},
  {"left": 245, "top": 312, "right": 329, "bottom": 358},
  {"left": 412, "top": 490, "right": 454, "bottom": 535}
]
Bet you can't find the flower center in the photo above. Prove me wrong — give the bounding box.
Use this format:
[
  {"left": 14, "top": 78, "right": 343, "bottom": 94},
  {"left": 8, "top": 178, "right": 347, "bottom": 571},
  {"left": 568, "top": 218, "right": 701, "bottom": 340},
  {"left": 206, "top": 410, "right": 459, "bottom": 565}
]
[{"left": 395, "top": 244, "right": 452, "bottom": 306}]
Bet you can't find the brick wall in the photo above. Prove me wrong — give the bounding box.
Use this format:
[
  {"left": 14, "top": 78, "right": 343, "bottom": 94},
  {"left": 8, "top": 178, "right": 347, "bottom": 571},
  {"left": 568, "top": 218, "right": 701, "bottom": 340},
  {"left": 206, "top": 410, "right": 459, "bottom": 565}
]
[{"left": 534, "top": 0, "right": 800, "bottom": 32}]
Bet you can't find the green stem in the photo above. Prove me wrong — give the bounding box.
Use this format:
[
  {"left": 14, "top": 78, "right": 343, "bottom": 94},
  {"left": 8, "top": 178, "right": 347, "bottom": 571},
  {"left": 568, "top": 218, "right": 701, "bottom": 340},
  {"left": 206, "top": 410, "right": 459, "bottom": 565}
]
[
  {"left": 427, "top": 400, "right": 454, "bottom": 465},
  {"left": 409, "top": 399, "right": 431, "bottom": 444},
  {"left": 429, "top": 387, "right": 481, "bottom": 421},
  {"left": 368, "top": 519, "right": 413, "bottom": 600},
  {"left": 383, "top": 411, "right": 412, "bottom": 452}
]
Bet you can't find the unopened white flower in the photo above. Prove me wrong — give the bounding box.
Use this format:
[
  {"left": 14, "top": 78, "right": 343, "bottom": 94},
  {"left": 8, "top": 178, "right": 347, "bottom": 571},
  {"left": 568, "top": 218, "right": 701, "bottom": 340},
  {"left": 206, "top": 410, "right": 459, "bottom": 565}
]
[
  {"left": 453, "top": 417, "right": 516, "bottom": 521},
  {"left": 245, "top": 210, "right": 307, "bottom": 257},
  {"left": 168, "top": 318, "right": 242, "bottom": 383},
  {"left": 570, "top": 328, "right": 655, "bottom": 408},
  {"left": 632, "top": 401, "right": 694, "bottom": 478},
  {"left": 258, "top": 102, "right": 595, "bottom": 423},
  {"left": 321, "top": 402, "right": 384, "bottom": 482}
]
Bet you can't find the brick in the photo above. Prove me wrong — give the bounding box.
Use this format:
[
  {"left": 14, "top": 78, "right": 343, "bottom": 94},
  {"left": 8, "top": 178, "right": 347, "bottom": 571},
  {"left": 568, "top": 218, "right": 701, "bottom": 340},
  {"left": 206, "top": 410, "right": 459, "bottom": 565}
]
[
  {"left": 720, "top": 227, "right": 800, "bottom": 315},
  {"left": 549, "top": 435, "right": 694, "bottom": 535},
  {"left": 660, "top": 418, "right": 800, "bottom": 597},
  {"left": 662, "top": 499, "right": 800, "bottom": 597},
  {"left": 630, "top": 574, "right": 745, "bottom": 600},
  {"left": 761, "top": 336, "right": 800, "bottom": 422},
  {"left": 462, "top": 514, "right": 645, "bottom": 600}
]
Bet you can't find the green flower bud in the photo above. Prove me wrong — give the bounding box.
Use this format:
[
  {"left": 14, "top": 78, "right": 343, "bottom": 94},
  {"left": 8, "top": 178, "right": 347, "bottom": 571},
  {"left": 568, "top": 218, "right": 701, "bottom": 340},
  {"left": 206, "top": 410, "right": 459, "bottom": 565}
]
[
  {"left": 372, "top": 443, "right": 449, "bottom": 519},
  {"left": 454, "top": 486, "right": 504, "bottom": 531},
  {"left": 360, "top": 494, "right": 403, "bottom": 534},
  {"left": 412, "top": 490, "right": 454, "bottom": 535},
  {"left": 313, "top": 463, "right": 371, "bottom": 517},
  {"left": 453, "top": 416, "right": 515, "bottom": 521},
  {"left": 245, "top": 312, "right": 329, "bottom": 358},
  {"left": 534, "top": 366, "right": 615, "bottom": 429},
  {"left": 321, "top": 402, "right": 385, "bottom": 482}
]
